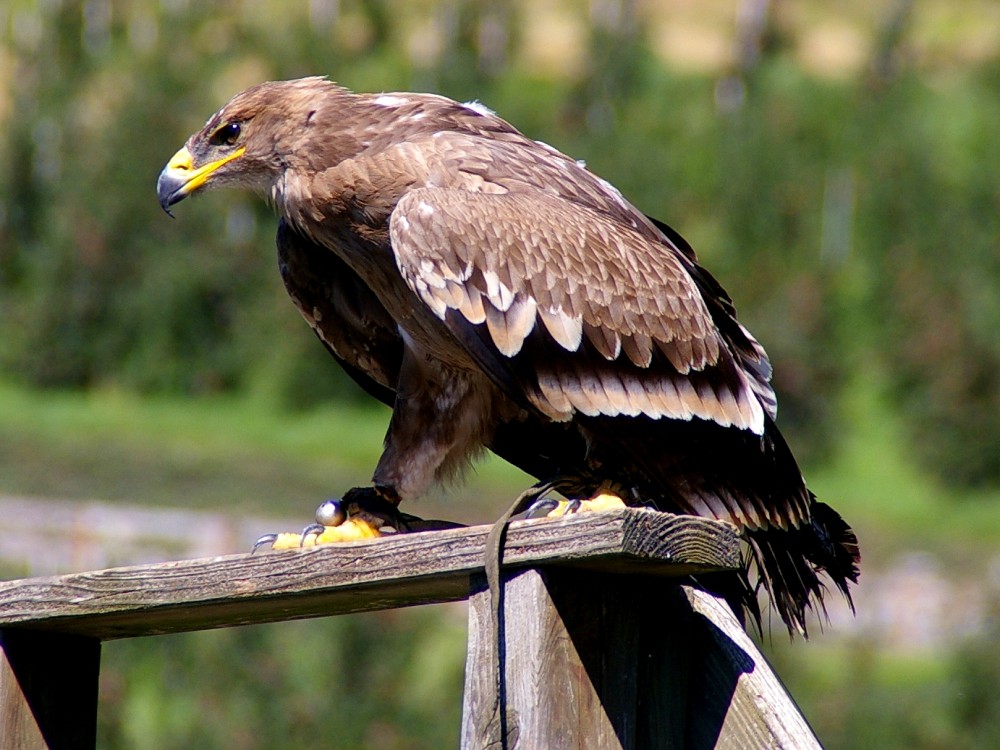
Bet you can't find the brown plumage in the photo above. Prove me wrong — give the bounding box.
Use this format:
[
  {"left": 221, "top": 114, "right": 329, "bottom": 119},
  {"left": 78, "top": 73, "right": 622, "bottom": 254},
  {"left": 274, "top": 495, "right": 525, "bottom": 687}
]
[{"left": 157, "top": 77, "right": 859, "bottom": 634}]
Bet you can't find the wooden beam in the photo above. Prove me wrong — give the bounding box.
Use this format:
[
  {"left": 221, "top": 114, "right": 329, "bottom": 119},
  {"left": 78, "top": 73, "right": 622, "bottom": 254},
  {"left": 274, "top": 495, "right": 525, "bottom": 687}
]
[
  {"left": 0, "top": 630, "right": 100, "bottom": 750},
  {"left": 0, "top": 509, "right": 737, "bottom": 640}
]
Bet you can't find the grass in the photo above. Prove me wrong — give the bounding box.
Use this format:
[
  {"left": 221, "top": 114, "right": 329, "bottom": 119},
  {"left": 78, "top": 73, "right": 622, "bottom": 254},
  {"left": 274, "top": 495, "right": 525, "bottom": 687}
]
[{"left": 0, "top": 380, "right": 531, "bottom": 524}]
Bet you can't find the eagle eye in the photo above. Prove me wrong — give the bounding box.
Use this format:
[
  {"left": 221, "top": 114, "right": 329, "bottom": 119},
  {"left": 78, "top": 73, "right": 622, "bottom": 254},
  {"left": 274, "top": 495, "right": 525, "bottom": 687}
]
[{"left": 210, "top": 122, "right": 242, "bottom": 147}]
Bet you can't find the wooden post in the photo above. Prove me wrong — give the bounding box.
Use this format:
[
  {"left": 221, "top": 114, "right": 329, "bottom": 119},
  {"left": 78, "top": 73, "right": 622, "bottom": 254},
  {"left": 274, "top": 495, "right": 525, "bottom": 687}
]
[
  {"left": 461, "top": 571, "right": 821, "bottom": 750},
  {"left": 0, "top": 630, "right": 101, "bottom": 750}
]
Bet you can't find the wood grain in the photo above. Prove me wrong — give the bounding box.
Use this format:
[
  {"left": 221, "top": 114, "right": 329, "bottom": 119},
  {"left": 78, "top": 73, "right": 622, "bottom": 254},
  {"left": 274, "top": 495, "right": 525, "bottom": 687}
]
[
  {"left": 463, "top": 569, "right": 645, "bottom": 749},
  {"left": 0, "top": 509, "right": 738, "bottom": 640}
]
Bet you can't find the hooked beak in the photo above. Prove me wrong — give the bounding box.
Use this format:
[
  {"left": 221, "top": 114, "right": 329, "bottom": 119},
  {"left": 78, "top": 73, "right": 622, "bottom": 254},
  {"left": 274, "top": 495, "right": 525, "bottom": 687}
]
[{"left": 156, "top": 145, "right": 245, "bottom": 215}]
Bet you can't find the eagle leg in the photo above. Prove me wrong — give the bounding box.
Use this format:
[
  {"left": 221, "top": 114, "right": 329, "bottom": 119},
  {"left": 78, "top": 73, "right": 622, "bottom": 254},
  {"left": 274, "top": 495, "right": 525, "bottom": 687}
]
[{"left": 341, "top": 486, "right": 466, "bottom": 532}]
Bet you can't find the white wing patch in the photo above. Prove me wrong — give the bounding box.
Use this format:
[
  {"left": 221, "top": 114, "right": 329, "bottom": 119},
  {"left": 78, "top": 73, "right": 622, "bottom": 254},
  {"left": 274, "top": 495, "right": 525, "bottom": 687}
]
[
  {"left": 373, "top": 94, "right": 408, "bottom": 107},
  {"left": 485, "top": 295, "right": 537, "bottom": 356},
  {"left": 536, "top": 366, "right": 765, "bottom": 433},
  {"left": 481, "top": 269, "right": 516, "bottom": 312},
  {"left": 462, "top": 99, "right": 496, "bottom": 117}
]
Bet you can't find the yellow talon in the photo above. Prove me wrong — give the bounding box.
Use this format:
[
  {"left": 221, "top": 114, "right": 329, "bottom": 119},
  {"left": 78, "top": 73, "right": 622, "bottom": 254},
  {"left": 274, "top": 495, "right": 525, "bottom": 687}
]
[
  {"left": 582, "top": 492, "right": 628, "bottom": 512},
  {"left": 269, "top": 532, "right": 311, "bottom": 550},
  {"left": 542, "top": 499, "right": 575, "bottom": 518},
  {"left": 266, "top": 518, "right": 382, "bottom": 549},
  {"left": 542, "top": 491, "right": 627, "bottom": 518},
  {"left": 307, "top": 518, "right": 382, "bottom": 544}
]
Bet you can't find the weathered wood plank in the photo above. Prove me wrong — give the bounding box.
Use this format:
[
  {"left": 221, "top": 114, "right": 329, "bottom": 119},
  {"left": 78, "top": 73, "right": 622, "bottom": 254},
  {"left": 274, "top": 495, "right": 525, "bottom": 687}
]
[
  {"left": 0, "top": 509, "right": 737, "bottom": 640},
  {"left": 0, "top": 630, "right": 101, "bottom": 750},
  {"left": 463, "top": 569, "right": 644, "bottom": 750},
  {"left": 460, "top": 574, "right": 822, "bottom": 750}
]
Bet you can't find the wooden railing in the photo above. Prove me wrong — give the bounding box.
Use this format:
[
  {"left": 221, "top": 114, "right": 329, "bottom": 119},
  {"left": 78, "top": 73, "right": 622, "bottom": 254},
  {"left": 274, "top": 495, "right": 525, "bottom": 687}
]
[{"left": 0, "top": 508, "right": 821, "bottom": 749}]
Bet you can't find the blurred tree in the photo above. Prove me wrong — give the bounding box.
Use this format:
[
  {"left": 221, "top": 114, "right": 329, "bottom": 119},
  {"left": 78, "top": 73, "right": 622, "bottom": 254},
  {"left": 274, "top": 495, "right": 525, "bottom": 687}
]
[
  {"left": 859, "top": 69, "right": 1000, "bottom": 485},
  {"left": 436, "top": 0, "right": 517, "bottom": 92},
  {"left": 567, "top": 0, "right": 646, "bottom": 132}
]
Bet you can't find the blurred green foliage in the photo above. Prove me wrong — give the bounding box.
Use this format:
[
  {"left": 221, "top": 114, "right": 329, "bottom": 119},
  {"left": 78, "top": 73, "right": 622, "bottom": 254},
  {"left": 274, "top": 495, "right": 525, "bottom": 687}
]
[
  {"left": 3, "top": 1, "right": 1000, "bottom": 748},
  {"left": 98, "top": 609, "right": 468, "bottom": 750}
]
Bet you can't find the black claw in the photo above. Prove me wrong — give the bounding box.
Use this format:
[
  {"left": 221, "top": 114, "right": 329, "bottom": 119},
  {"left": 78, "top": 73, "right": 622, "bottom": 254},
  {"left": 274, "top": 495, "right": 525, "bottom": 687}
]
[
  {"left": 564, "top": 498, "right": 583, "bottom": 515},
  {"left": 343, "top": 486, "right": 400, "bottom": 518},
  {"left": 346, "top": 486, "right": 409, "bottom": 529},
  {"left": 300, "top": 523, "right": 326, "bottom": 545},
  {"left": 521, "top": 497, "right": 561, "bottom": 519},
  {"left": 251, "top": 534, "right": 278, "bottom": 553}
]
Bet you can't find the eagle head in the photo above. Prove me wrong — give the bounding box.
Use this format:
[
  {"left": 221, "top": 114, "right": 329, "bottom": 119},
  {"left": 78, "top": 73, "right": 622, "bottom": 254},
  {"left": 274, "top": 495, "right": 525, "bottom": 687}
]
[{"left": 156, "top": 77, "right": 344, "bottom": 214}]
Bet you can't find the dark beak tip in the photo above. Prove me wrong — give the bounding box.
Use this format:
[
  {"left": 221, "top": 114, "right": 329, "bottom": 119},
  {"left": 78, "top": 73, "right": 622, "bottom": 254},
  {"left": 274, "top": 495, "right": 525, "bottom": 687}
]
[{"left": 156, "top": 172, "right": 185, "bottom": 217}]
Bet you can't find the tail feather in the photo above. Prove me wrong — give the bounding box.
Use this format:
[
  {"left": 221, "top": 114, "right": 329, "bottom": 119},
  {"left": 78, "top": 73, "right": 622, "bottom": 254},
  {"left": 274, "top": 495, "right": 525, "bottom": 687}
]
[
  {"left": 744, "top": 498, "right": 860, "bottom": 636},
  {"left": 809, "top": 499, "right": 861, "bottom": 606}
]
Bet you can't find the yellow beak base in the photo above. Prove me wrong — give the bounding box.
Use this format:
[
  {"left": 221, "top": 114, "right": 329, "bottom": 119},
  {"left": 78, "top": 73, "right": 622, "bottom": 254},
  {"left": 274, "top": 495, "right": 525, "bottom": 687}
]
[{"left": 156, "top": 145, "right": 245, "bottom": 212}]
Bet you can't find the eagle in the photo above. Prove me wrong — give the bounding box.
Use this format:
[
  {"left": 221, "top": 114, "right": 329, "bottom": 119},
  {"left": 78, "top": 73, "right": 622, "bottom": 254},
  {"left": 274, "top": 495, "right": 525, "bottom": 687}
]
[{"left": 157, "top": 77, "right": 858, "bottom": 634}]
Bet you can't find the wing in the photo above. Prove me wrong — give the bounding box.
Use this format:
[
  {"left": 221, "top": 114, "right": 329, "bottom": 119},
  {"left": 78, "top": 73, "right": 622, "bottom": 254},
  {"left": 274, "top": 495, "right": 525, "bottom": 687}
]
[
  {"left": 278, "top": 218, "right": 587, "bottom": 481},
  {"left": 276, "top": 219, "right": 401, "bottom": 406},
  {"left": 389, "top": 187, "right": 768, "bottom": 434}
]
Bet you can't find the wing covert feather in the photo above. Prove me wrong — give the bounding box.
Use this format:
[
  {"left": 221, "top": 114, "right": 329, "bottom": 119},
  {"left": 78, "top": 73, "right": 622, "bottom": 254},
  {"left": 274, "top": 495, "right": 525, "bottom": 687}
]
[{"left": 390, "top": 188, "right": 766, "bottom": 433}]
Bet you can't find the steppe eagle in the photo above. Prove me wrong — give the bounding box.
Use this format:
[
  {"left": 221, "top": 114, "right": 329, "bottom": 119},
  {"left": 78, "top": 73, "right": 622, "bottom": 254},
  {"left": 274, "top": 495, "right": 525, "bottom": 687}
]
[{"left": 157, "top": 78, "right": 859, "bottom": 634}]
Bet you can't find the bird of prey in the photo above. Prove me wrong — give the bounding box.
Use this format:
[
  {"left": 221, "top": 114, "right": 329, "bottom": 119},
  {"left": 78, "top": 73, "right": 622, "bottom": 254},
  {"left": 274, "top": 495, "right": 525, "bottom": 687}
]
[{"left": 157, "top": 77, "right": 858, "bottom": 634}]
